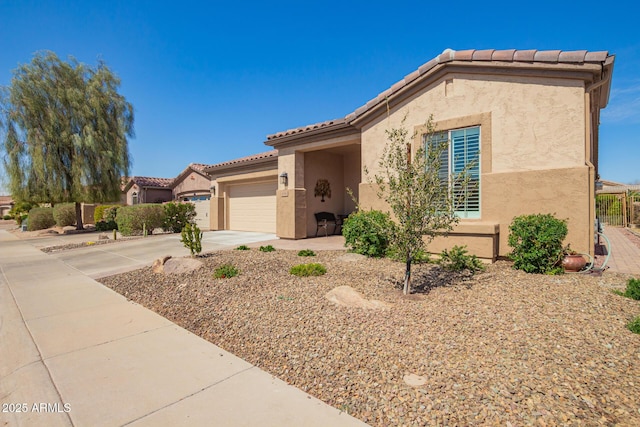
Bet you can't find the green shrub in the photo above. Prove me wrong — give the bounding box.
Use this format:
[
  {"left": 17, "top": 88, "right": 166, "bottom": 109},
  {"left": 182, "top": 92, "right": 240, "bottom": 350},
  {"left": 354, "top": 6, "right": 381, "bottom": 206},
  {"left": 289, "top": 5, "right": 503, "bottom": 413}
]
[
  {"left": 438, "top": 245, "right": 485, "bottom": 273},
  {"left": 214, "top": 264, "right": 239, "bottom": 279},
  {"left": 508, "top": 213, "right": 568, "bottom": 274},
  {"left": 618, "top": 278, "right": 640, "bottom": 300},
  {"left": 298, "top": 249, "right": 316, "bottom": 257},
  {"left": 627, "top": 316, "right": 640, "bottom": 334},
  {"left": 3, "top": 215, "right": 12, "bottom": 220},
  {"left": 236, "top": 245, "right": 250, "bottom": 250},
  {"left": 95, "top": 220, "right": 118, "bottom": 231},
  {"left": 290, "top": 263, "right": 327, "bottom": 277},
  {"left": 342, "top": 210, "right": 394, "bottom": 258},
  {"left": 27, "top": 207, "right": 55, "bottom": 231},
  {"left": 259, "top": 245, "right": 275, "bottom": 252},
  {"left": 53, "top": 203, "right": 76, "bottom": 227},
  {"left": 163, "top": 202, "right": 196, "bottom": 233},
  {"left": 94, "top": 204, "right": 121, "bottom": 222},
  {"left": 115, "top": 204, "right": 165, "bottom": 236},
  {"left": 180, "top": 223, "right": 203, "bottom": 257}
]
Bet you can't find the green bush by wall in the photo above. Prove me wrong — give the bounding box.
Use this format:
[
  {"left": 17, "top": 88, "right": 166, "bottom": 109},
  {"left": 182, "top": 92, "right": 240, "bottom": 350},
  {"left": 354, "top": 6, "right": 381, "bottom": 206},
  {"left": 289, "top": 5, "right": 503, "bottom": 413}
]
[
  {"left": 27, "top": 207, "right": 55, "bottom": 231},
  {"left": 115, "top": 204, "right": 165, "bottom": 236},
  {"left": 53, "top": 203, "right": 76, "bottom": 227}
]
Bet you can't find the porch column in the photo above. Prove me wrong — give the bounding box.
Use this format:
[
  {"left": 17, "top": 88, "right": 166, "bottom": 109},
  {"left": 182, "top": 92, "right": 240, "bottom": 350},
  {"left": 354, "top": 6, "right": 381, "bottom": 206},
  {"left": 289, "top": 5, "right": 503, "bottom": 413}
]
[{"left": 276, "top": 150, "right": 306, "bottom": 239}]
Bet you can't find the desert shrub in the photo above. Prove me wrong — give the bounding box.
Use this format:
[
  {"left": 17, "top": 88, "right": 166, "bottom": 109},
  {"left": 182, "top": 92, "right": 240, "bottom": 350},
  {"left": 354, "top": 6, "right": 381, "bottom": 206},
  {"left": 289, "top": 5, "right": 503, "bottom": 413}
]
[
  {"left": 290, "top": 263, "right": 327, "bottom": 277},
  {"left": 9, "top": 201, "right": 35, "bottom": 224},
  {"left": 508, "top": 213, "right": 567, "bottom": 274},
  {"left": 103, "top": 206, "right": 120, "bottom": 222},
  {"left": 342, "top": 210, "right": 394, "bottom": 258},
  {"left": 617, "top": 278, "right": 640, "bottom": 300},
  {"left": 236, "top": 245, "right": 250, "bottom": 250},
  {"left": 95, "top": 220, "right": 118, "bottom": 231},
  {"left": 17, "top": 214, "right": 28, "bottom": 226},
  {"left": 27, "top": 207, "right": 55, "bottom": 231},
  {"left": 53, "top": 203, "right": 76, "bottom": 227},
  {"left": 94, "top": 204, "right": 121, "bottom": 222},
  {"left": 180, "top": 223, "right": 203, "bottom": 257},
  {"left": 259, "top": 245, "right": 275, "bottom": 252},
  {"left": 3, "top": 215, "right": 12, "bottom": 220},
  {"left": 163, "top": 202, "right": 196, "bottom": 233},
  {"left": 627, "top": 316, "right": 640, "bottom": 334},
  {"left": 115, "top": 204, "right": 165, "bottom": 236},
  {"left": 438, "top": 245, "right": 485, "bottom": 273},
  {"left": 214, "top": 264, "right": 239, "bottom": 279},
  {"left": 298, "top": 249, "right": 316, "bottom": 257}
]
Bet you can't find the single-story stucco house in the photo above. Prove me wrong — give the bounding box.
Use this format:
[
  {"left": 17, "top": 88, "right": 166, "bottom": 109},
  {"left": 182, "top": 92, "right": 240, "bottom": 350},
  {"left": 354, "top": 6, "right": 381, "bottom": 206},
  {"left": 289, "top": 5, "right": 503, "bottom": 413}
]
[
  {"left": 171, "top": 163, "right": 213, "bottom": 230},
  {"left": 0, "top": 196, "right": 14, "bottom": 217},
  {"left": 121, "top": 176, "right": 173, "bottom": 206},
  {"left": 204, "top": 48, "right": 614, "bottom": 261}
]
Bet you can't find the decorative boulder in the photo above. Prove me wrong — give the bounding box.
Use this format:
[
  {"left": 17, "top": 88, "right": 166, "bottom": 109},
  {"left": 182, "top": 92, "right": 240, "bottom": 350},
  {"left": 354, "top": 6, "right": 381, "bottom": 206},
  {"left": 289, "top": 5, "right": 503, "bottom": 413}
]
[{"left": 325, "top": 286, "right": 391, "bottom": 309}]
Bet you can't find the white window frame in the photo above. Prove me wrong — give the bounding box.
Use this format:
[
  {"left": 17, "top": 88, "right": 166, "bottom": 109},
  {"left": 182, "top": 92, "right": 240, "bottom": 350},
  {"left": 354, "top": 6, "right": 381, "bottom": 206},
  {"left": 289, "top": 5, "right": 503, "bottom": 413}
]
[{"left": 426, "top": 126, "right": 481, "bottom": 219}]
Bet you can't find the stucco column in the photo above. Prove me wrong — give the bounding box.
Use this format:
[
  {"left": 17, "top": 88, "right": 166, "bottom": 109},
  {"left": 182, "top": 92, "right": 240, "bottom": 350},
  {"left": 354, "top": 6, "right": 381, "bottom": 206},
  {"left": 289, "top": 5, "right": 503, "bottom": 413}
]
[{"left": 276, "top": 151, "right": 307, "bottom": 239}]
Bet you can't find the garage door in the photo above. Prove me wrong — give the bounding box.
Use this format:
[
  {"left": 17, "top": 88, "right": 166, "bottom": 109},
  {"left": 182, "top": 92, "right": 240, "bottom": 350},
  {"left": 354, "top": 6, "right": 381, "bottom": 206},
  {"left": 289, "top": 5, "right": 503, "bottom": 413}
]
[
  {"left": 192, "top": 199, "right": 211, "bottom": 231},
  {"left": 228, "top": 181, "right": 277, "bottom": 233}
]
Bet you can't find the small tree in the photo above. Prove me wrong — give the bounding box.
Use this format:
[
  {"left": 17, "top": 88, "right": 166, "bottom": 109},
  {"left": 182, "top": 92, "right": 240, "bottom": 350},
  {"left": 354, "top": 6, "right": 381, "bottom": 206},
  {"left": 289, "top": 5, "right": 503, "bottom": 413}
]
[{"left": 370, "top": 115, "right": 473, "bottom": 294}]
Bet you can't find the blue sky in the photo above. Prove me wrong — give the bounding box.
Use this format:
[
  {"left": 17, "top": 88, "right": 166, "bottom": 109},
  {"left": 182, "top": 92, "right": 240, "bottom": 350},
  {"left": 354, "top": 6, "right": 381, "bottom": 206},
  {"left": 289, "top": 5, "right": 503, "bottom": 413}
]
[{"left": 1, "top": 0, "right": 639, "bottom": 194}]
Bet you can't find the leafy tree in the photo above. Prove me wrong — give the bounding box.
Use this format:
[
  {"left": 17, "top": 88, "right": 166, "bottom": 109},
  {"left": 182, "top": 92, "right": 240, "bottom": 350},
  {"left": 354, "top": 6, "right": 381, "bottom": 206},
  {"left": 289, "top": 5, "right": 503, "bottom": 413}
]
[
  {"left": 1, "top": 51, "right": 133, "bottom": 229},
  {"left": 370, "top": 116, "right": 473, "bottom": 294}
]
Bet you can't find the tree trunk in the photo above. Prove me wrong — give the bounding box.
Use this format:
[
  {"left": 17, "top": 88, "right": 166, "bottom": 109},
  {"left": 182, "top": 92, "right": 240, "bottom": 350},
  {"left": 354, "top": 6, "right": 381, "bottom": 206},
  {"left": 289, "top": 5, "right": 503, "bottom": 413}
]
[
  {"left": 403, "top": 255, "right": 412, "bottom": 295},
  {"left": 75, "top": 202, "right": 84, "bottom": 230}
]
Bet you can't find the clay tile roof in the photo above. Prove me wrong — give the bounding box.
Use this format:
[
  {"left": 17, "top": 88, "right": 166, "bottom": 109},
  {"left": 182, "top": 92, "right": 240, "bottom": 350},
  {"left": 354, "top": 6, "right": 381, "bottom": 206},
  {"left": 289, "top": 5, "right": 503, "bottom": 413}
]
[
  {"left": 265, "top": 48, "right": 613, "bottom": 143},
  {"left": 131, "top": 176, "right": 173, "bottom": 188},
  {"left": 206, "top": 150, "right": 277, "bottom": 169},
  {"left": 534, "top": 50, "right": 562, "bottom": 62},
  {"left": 0, "top": 196, "right": 14, "bottom": 205},
  {"left": 189, "top": 163, "right": 209, "bottom": 172},
  {"left": 513, "top": 49, "right": 537, "bottom": 61},
  {"left": 266, "top": 119, "right": 346, "bottom": 141}
]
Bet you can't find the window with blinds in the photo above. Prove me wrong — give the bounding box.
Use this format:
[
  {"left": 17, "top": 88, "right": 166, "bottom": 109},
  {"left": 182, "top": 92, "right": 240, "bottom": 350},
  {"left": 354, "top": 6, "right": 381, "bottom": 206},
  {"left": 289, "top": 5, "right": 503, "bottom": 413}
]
[{"left": 426, "top": 126, "right": 480, "bottom": 218}]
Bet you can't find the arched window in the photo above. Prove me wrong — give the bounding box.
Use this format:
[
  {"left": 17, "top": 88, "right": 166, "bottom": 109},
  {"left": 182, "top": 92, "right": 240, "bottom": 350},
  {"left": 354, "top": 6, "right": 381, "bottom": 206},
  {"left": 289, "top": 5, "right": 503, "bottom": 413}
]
[{"left": 132, "top": 191, "right": 138, "bottom": 205}]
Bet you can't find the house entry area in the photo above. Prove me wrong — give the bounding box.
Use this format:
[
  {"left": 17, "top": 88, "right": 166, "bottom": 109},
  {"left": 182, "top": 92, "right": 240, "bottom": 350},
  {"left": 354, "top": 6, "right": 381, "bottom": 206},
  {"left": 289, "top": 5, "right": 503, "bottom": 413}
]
[{"left": 302, "top": 145, "right": 361, "bottom": 237}]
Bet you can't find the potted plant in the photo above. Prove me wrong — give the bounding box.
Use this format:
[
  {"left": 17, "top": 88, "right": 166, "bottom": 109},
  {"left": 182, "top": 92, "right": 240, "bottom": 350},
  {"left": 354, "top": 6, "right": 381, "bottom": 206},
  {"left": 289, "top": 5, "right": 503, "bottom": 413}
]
[{"left": 561, "top": 245, "right": 587, "bottom": 272}]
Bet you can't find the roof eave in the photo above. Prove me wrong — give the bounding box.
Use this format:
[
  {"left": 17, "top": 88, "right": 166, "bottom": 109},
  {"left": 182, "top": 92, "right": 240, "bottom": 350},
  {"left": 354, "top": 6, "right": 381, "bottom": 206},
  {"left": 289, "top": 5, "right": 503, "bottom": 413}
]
[
  {"left": 204, "top": 155, "right": 278, "bottom": 174},
  {"left": 264, "top": 121, "right": 358, "bottom": 148}
]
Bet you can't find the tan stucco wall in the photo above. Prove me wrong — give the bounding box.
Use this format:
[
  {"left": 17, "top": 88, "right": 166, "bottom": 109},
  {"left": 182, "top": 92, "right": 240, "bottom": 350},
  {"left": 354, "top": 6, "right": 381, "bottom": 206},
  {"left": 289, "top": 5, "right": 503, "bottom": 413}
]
[
  {"left": 361, "top": 74, "right": 586, "bottom": 176},
  {"left": 173, "top": 172, "right": 211, "bottom": 199},
  {"left": 343, "top": 150, "right": 361, "bottom": 215},
  {"left": 356, "top": 72, "right": 593, "bottom": 259}
]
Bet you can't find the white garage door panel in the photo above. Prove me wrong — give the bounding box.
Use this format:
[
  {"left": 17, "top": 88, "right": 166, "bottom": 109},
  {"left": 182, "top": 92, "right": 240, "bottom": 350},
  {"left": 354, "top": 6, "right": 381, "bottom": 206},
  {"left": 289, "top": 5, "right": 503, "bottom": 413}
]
[
  {"left": 228, "top": 181, "right": 277, "bottom": 233},
  {"left": 193, "top": 200, "right": 210, "bottom": 231}
]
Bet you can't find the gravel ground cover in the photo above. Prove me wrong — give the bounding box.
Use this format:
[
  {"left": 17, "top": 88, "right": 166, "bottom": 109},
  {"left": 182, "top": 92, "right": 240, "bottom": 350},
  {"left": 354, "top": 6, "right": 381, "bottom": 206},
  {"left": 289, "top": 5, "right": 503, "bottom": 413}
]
[{"left": 98, "top": 250, "right": 640, "bottom": 426}]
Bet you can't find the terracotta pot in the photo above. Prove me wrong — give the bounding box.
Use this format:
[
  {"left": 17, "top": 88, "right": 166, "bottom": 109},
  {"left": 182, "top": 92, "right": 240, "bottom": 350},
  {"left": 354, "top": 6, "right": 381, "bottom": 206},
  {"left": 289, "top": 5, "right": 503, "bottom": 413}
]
[{"left": 562, "top": 254, "right": 586, "bottom": 272}]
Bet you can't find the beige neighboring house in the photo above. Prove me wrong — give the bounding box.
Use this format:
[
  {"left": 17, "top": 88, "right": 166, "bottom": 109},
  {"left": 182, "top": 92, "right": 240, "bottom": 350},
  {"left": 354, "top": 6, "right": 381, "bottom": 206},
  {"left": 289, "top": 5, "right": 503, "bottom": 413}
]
[
  {"left": 171, "top": 163, "right": 213, "bottom": 230},
  {"left": 207, "top": 48, "right": 615, "bottom": 261},
  {"left": 0, "top": 196, "right": 14, "bottom": 217},
  {"left": 122, "top": 177, "right": 173, "bottom": 206}
]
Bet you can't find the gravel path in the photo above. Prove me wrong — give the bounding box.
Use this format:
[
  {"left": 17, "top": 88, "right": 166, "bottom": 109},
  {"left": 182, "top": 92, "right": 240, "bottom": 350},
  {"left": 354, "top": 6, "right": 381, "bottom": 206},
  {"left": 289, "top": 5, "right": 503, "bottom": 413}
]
[{"left": 99, "top": 250, "right": 640, "bottom": 426}]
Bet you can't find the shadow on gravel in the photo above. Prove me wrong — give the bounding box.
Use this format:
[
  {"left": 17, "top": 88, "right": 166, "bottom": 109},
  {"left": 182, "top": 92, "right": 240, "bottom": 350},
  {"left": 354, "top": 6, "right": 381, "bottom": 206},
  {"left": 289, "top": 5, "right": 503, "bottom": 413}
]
[{"left": 405, "top": 266, "right": 475, "bottom": 294}]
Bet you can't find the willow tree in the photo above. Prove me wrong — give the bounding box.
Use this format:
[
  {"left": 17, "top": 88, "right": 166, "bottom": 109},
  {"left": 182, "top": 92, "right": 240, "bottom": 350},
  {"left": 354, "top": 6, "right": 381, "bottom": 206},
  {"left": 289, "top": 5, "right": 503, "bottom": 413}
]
[
  {"left": 371, "top": 116, "right": 476, "bottom": 294},
  {"left": 1, "top": 51, "right": 133, "bottom": 229}
]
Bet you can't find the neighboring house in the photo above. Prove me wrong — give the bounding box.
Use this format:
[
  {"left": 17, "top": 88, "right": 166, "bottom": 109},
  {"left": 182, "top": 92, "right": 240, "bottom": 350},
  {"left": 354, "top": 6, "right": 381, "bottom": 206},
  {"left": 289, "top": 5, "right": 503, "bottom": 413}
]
[
  {"left": 205, "top": 151, "right": 278, "bottom": 233},
  {"left": 0, "top": 196, "right": 14, "bottom": 217},
  {"left": 259, "top": 48, "right": 614, "bottom": 260},
  {"left": 122, "top": 177, "right": 173, "bottom": 206},
  {"left": 171, "top": 163, "right": 213, "bottom": 230}
]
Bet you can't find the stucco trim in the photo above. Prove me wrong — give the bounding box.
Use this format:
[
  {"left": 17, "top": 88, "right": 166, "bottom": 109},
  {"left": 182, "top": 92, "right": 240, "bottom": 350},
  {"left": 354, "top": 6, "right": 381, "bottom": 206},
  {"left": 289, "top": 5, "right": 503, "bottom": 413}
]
[{"left": 215, "top": 169, "right": 277, "bottom": 184}]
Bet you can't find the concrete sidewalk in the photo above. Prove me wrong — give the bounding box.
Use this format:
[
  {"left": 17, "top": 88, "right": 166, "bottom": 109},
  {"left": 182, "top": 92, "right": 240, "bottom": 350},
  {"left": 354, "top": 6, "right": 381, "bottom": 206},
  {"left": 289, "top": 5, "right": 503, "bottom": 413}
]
[{"left": 0, "top": 230, "right": 367, "bottom": 427}]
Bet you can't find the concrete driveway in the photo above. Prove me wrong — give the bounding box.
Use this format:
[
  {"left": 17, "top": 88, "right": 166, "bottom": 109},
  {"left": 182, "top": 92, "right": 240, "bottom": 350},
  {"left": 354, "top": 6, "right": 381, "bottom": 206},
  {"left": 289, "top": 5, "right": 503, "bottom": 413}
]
[{"left": 47, "top": 230, "right": 277, "bottom": 278}]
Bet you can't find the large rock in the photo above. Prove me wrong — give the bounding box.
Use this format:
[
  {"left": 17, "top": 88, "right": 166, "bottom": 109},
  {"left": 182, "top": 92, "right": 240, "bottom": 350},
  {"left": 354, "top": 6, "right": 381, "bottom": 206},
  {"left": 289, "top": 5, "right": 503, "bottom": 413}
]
[
  {"left": 152, "top": 256, "right": 203, "bottom": 275},
  {"left": 325, "top": 286, "right": 391, "bottom": 309}
]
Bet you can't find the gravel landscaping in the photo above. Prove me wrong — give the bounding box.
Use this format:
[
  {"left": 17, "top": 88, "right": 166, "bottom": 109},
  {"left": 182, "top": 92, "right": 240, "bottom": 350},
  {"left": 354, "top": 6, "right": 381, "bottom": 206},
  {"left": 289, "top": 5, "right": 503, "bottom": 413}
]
[{"left": 98, "top": 250, "right": 640, "bottom": 426}]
